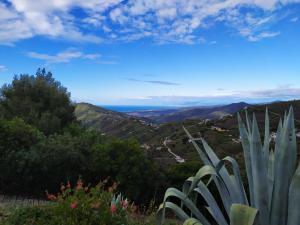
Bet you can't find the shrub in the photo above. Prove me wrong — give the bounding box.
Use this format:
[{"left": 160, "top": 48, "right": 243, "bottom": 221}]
[
  {"left": 4, "top": 180, "right": 137, "bottom": 225},
  {"left": 0, "top": 121, "right": 161, "bottom": 204}
]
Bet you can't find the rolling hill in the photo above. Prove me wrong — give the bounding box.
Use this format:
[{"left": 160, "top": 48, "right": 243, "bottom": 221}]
[
  {"left": 75, "top": 100, "right": 300, "bottom": 169},
  {"left": 127, "top": 102, "right": 250, "bottom": 123}
]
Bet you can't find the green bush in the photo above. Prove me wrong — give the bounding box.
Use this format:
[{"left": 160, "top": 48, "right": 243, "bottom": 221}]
[{"left": 0, "top": 120, "right": 160, "bottom": 203}]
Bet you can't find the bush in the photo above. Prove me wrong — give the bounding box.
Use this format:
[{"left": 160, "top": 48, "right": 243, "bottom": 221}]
[
  {"left": 0, "top": 118, "right": 44, "bottom": 193},
  {"left": 0, "top": 121, "right": 161, "bottom": 204},
  {"left": 4, "top": 180, "right": 136, "bottom": 225}
]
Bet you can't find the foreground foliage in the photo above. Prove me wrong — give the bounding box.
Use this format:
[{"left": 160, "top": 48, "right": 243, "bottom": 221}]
[
  {"left": 2, "top": 180, "right": 180, "bottom": 225},
  {"left": 0, "top": 120, "right": 159, "bottom": 203},
  {"left": 0, "top": 69, "right": 164, "bottom": 204},
  {"left": 158, "top": 108, "right": 300, "bottom": 225}
]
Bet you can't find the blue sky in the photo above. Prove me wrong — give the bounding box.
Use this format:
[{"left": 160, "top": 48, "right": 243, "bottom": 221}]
[{"left": 0, "top": 0, "right": 300, "bottom": 106}]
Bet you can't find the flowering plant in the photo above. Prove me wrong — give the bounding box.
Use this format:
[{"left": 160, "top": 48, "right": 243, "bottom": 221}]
[{"left": 43, "top": 179, "right": 137, "bottom": 225}]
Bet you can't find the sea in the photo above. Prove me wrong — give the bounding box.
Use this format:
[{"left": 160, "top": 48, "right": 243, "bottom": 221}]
[{"left": 99, "top": 105, "right": 176, "bottom": 113}]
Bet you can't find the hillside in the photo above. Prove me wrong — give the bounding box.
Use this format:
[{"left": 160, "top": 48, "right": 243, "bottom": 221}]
[
  {"left": 127, "top": 102, "right": 250, "bottom": 123},
  {"left": 75, "top": 100, "right": 300, "bottom": 170},
  {"left": 75, "top": 103, "right": 157, "bottom": 140}
]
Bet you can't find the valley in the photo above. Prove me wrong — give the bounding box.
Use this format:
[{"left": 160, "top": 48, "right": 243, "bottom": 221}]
[{"left": 75, "top": 99, "right": 300, "bottom": 170}]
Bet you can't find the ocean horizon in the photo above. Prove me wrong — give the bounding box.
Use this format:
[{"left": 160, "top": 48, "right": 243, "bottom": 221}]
[{"left": 100, "top": 105, "right": 177, "bottom": 112}]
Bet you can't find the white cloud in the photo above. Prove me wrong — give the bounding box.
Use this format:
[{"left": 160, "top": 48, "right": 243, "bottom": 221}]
[
  {"left": 120, "top": 85, "right": 300, "bottom": 106},
  {"left": 0, "top": 65, "right": 7, "bottom": 72},
  {"left": 248, "top": 31, "right": 281, "bottom": 41},
  {"left": 291, "top": 17, "right": 298, "bottom": 22},
  {"left": 0, "top": 0, "right": 299, "bottom": 44},
  {"left": 27, "top": 49, "right": 101, "bottom": 64}
]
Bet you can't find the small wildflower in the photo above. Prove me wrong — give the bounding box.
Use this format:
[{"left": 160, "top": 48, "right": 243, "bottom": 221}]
[
  {"left": 70, "top": 201, "right": 78, "bottom": 209},
  {"left": 46, "top": 191, "right": 57, "bottom": 201},
  {"left": 121, "top": 199, "right": 128, "bottom": 209},
  {"left": 76, "top": 179, "right": 83, "bottom": 190},
  {"left": 111, "top": 204, "right": 117, "bottom": 214},
  {"left": 66, "top": 181, "right": 71, "bottom": 189}
]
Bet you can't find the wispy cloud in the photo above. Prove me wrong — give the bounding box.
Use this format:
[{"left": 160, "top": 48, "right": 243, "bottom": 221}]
[
  {"left": 120, "top": 85, "right": 300, "bottom": 106},
  {"left": 0, "top": 65, "right": 7, "bottom": 72},
  {"left": 146, "top": 80, "right": 180, "bottom": 86},
  {"left": 248, "top": 31, "right": 281, "bottom": 42},
  {"left": 0, "top": 0, "right": 299, "bottom": 45},
  {"left": 27, "top": 49, "right": 101, "bottom": 64},
  {"left": 125, "top": 78, "right": 180, "bottom": 86},
  {"left": 291, "top": 17, "right": 298, "bottom": 22}
]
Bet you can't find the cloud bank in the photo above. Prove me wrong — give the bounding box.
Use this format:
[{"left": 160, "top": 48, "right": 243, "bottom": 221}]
[
  {"left": 120, "top": 85, "right": 300, "bottom": 106},
  {"left": 0, "top": 0, "right": 299, "bottom": 45}
]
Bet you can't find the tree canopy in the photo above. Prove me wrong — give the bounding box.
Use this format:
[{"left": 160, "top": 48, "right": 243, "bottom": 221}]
[{"left": 0, "top": 68, "right": 75, "bottom": 135}]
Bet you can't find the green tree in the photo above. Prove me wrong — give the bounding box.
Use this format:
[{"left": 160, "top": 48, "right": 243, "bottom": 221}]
[{"left": 0, "top": 68, "right": 75, "bottom": 135}]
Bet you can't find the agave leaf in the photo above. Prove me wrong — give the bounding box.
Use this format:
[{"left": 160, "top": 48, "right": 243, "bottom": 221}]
[
  {"left": 183, "top": 167, "right": 232, "bottom": 216},
  {"left": 273, "top": 118, "right": 282, "bottom": 175},
  {"left": 183, "top": 126, "right": 211, "bottom": 166},
  {"left": 238, "top": 113, "right": 255, "bottom": 207},
  {"left": 250, "top": 114, "right": 269, "bottom": 225},
  {"left": 184, "top": 126, "right": 241, "bottom": 205},
  {"left": 162, "top": 188, "right": 210, "bottom": 225},
  {"left": 287, "top": 163, "right": 300, "bottom": 225},
  {"left": 267, "top": 149, "right": 275, "bottom": 210},
  {"left": 201, "top": 139, "right": 245, "bottom": 204},
  {"left": 156, "top": 202, "right": 190, "bottom": 225},
  {"left": 263, "top": 108, "right": 270, "bottom": 165},
  {"left": 193, "top": 181, "right": 228, "bottom": 225},
  {"left": 183, "top": 218, "right": 203, "bottom": 225},
  {"left": 187, "top": 165, "right": 217, "bottom": 194},
  {"left": 230, "top": 204, "right": 258, "bottom": 225},
  {"left": 270, "top": 108, "right": 297, "bottom": 225},
  {"left": 216, "top": 156, "right": 248, "bottom": 205},
  {"left": 245, "top": 109, "right": 252, "bottom": 134}
]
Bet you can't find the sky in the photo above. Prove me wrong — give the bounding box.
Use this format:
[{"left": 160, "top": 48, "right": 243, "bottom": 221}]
[{"left": 0, "top": 0, "right": 300, "bottom": 106}]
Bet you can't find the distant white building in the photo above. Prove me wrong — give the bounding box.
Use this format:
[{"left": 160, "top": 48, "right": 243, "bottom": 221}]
[
  {"left": 211, "top": 126, "right": 227, "bottom": 132},
  {"left": 140, "top": 144, "right": 150, "bottom": 150}
]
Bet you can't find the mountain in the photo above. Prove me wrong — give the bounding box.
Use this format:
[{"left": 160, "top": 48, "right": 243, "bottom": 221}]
[
  {"left": 75, "top": 100, "right": 300, "bottom": 168},
  {"left": 127, "top": 102, "right": 250, "bottom": 123}
]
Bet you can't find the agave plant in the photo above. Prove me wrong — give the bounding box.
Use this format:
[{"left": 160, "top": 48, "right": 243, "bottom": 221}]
[{"left": 157, "top": 108, "right": 300, "bottom": 225}]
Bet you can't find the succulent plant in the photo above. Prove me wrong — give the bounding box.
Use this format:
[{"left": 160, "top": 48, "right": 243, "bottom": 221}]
[{"left": 157, "top": 107, "right": 300, "bottom": 225}]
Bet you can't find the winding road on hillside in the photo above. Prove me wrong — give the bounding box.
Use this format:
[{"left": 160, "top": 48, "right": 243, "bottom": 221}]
[{"left": 163, "top": 137, "right": 185, "bottom": 163}]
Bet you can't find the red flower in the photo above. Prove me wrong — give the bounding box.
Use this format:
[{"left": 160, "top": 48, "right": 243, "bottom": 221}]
[
  {"left": 46, "top": 193, "right": 57, "bottom": 201},
  {"left": 66, "top": 181, "right": 71, "bottom": 189},
  {"left": 70, "top": 202, "right": 78, "bottom": 209},
  {"left": 121, "top": 200, "right": 128, "bottom": 209},
  {"left": 76, "top": 179, "right": 83, "bottom": 190},
  {"left": 111, "top": 204, "right": 117, "bottom": 214}
]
